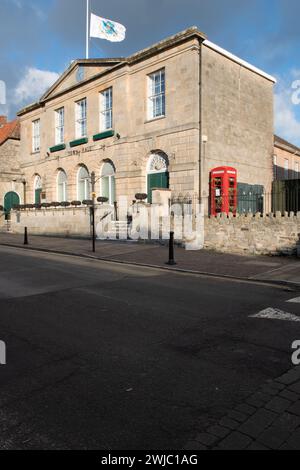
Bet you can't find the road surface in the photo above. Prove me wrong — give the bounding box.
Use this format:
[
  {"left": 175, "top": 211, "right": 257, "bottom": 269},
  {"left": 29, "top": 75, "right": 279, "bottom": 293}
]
[{"left": 0, "top": 245, "right": 299, "bottom": 449}]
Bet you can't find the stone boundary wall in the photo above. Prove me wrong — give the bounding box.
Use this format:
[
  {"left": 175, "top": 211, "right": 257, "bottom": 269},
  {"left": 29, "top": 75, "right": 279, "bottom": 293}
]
[
  {"left": 8, "top": 207, "right": 93, "bottom": 238},
  {"left": 204, "top": 212, "right": 300, "bottom": 256},
  {"left": 4, "top": 208, "right": 300, "bottom": 257}
]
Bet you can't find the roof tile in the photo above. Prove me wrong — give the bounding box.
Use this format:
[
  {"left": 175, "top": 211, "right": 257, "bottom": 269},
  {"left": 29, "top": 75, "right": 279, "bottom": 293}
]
[{"left": 0, "top": 119, "right": 20, "bottom": 146}]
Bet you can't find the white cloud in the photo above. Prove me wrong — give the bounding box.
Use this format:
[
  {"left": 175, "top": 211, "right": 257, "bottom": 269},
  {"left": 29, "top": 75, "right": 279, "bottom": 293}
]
[
  {"left": 274, "top": 74, "right": 300, "bottom": 146},
  {"left": 13, "top": 67, "right": 59, "bottom": 106},
  {"left": 10, "top": 0, "right": 46, "bottom": 20}
]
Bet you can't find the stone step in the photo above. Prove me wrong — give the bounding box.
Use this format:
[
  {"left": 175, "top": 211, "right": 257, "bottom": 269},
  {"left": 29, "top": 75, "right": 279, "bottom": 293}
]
[
  {"left": 110, "top": 221, "right": 129, "bottom": 228},
  {"left": 0, "top": 221, "right": 12, "bottom": 233}
]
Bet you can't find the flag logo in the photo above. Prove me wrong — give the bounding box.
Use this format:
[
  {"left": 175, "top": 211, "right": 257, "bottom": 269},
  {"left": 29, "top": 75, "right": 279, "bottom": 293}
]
[
  {"left": 101, "top": 20, "right": 117, "bottom": 37},
  {"left": 90, "top": 13, "right": 126, "bottom": 42}
]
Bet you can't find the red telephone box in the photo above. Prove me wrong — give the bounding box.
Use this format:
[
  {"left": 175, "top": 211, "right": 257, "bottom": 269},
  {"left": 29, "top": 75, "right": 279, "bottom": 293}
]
[{"left": 210, "top": 167, "right": 237, "bottom": 216}]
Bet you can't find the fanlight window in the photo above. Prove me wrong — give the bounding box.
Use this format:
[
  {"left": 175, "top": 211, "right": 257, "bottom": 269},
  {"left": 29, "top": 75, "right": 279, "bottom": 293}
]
[
  {"left": 34, "top": 175, "right": 42, "bottom": 190},
  {"left": 34, "top": 175, "right": 42, "bottom": 204},
  {"left": 148, "top": 154, "right": 168, "bottom": 174},
  {"left": 100, "top": 162, "right": 115, "bottom": 205},
  {"left": 147, "top": 153, "right": 169, "bottom": 203}
]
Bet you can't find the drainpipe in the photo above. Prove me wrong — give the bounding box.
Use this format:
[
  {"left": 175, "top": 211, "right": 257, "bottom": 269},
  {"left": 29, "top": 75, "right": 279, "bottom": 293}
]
[
  {"left": 198, "top": 41, "right": 203, "bottom": 205},
  {"left": 198, "top": 40, "right": 205, "bottom": 250}
]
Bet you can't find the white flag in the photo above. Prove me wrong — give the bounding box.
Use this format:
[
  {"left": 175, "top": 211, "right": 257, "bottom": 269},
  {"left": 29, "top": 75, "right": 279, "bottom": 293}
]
[{"left": 90, "top": 13, "right": 126, "bottom": 42}]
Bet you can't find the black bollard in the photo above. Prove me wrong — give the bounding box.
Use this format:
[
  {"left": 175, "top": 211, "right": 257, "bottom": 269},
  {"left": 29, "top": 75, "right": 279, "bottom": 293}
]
[
  {"left": 166, "top": 231, "right": 176, "bottom": 266},
  {"left": 24, "top": 227, "right": 28, "bottom": 245}
]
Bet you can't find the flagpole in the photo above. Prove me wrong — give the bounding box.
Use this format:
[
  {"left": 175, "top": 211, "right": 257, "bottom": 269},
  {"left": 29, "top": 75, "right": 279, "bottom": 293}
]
[{"left": 86, "top": 0, "right": 89, "bottom": 59}]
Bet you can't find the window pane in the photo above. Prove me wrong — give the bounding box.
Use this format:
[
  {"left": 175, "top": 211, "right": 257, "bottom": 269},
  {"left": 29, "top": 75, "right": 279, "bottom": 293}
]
[
  {"left": 111, "top": 176, "right": 116, "bottom": 203},
  {"left": 58, "top": 183, "right": 63, "bottom": 202},
  {"left": 101, "top": 177, "right": 110, "bottom": 200},
  {"left": 100, "top": 88, "right": 113, "bottom": 131},
  {"left": 78, "top": 183, "right": 84, "bottom": 201},
  {"left": 78, "top": 167, "right": 89, "bottom": 200},
  {"left": 32, "top": 120, "right": 40, "bottom": 151},
  {"left": 58, "top": 171, "right": 67, "bottom": 185},
  {"left": 56, "top": 108, "right": 64, "bottom": 144},
  {"left": 76, "top": 99, "right": 87, "bottom": 137},
  {"left": 148, "top": 70, "right": 165, "bottom": 119},
  {"left": 101, "top": 162, "right": 114, "bottom": 177}
]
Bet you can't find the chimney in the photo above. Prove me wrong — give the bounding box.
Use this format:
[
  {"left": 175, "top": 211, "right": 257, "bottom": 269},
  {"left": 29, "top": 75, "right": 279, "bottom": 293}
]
[{"left": 0, "top": 116, "right": 7, "bottom": 128}]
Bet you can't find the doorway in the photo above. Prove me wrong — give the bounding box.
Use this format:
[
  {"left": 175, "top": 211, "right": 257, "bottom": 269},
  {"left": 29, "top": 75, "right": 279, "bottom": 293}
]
[
  {"left": 4, "top": 191, "right": 20, "bottom": 219},
  {"left": 147, "top": 153, "right": 169, "bottom": 203}
]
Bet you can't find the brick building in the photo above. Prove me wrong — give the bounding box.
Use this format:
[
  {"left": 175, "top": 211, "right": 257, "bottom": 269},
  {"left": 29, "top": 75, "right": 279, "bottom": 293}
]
[
  {"left": 274, "top": 135, "right": 300, "bottom": 180},
  {"left": 16, "top": 27, "right": 275, "bottom": 218}
]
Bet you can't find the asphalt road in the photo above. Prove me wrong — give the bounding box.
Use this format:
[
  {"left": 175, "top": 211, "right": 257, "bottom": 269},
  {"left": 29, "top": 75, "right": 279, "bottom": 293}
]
[{"left": 0, "top": 245, "right": 299, "bottom": 450}]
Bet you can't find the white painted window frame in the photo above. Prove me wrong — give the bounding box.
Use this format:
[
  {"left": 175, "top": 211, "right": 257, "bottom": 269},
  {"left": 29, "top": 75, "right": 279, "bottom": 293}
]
[
  {"left": 147, "top": 69, "right": 165, "bottom": 120},
  {"left": 75, "top": 98, "right": 87, "bottom": 139},
  {"left": 55, "top": 107, "right": 65, "bottom": 145},
  {"left": 32, "top": 119, "right": 40, "bottom": 152},
  {"left": 100, "top": 162, "right": 115, "bottom": 205},
  {"left": 77, "top": 166, "right": 90, "bottom": 201},
  {"left": 57, "top": 170, "right": 68, "bottom": 202},
  {"left": 284, "top": 159, "right": 289, "bottom": 179},
  {"left": 100, "top": 87, "right": 113, "bottom": 131}
]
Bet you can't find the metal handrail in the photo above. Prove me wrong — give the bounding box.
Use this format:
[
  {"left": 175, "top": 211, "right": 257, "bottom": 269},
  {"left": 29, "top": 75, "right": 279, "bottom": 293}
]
[{"left": 99, "top": 210, "right": 114, "bottom": 222}]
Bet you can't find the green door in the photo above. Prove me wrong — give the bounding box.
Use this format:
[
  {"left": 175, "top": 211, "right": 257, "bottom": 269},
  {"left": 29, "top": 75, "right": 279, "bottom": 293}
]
[
  {"left": 35, "top": 188, "right": 42, "bottom": 204},
  {"left": 147, "top": 172, "right": 169, "bottom": 203},
  {"left": 4, "top": 192, "right": 20, "bottom": 218}
]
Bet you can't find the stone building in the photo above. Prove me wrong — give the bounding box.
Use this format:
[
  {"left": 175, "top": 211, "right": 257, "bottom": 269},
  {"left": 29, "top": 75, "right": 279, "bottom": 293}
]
[
  {"left": 0, "top": 116, "right": 23, "bottom": 217},
  {"left": 274, "top": 135, "right": 300, "bottom": 180},
  {"left": 17, "top": 27, "right": 275, "bottom": 220}
]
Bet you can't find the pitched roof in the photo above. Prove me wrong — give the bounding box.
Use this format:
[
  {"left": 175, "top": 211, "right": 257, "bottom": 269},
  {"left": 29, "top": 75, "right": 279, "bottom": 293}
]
[
  {"left": 274, "top": 134, "right": 300, "bottom": 155},
  {"left": 40, "top": 58, "right": 125, "bottom": 103},
  {"left": 0, "top": 119, "right": 20, "bottom": 146}
]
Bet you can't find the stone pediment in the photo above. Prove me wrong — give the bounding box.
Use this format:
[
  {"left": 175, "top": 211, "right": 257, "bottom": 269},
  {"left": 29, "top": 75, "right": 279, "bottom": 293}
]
[{"left": 41, "top": 58, "right": 125, "bottom": 102}]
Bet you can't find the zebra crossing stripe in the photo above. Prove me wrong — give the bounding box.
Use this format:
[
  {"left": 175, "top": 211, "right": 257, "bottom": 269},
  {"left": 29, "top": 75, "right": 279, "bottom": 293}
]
[
  {"left": 287, "top": 297, "right": 300, "bottom": 304},
  {"left": 250, "top": 308, "right": 300, "bottom": 322}
]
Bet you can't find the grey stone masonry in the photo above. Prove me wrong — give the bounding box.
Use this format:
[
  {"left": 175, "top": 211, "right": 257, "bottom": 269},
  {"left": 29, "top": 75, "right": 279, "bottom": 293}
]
[{"left": 204, "top": 212, "right": 300, "bottom": 256}]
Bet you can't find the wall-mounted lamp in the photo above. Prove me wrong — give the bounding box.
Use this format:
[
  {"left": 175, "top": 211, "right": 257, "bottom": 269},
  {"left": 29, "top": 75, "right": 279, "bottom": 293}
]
[{"left": 22, "top": 179, "right": 27, "bottom": 204}]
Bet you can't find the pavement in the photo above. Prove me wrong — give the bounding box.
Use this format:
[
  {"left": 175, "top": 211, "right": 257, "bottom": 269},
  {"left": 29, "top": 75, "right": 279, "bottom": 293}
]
[
  {"left": 0, "top": 245, "right": 299, "bottom": 449},
  {"left": 0, "top": 232, "right": 299, "bottom": 287},
  {"left": 185, "top": 367, "right": 300, "bottom": 450}
]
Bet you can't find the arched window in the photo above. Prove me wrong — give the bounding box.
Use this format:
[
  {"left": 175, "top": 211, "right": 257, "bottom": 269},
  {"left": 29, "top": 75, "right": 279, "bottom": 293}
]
[
  {"left": 34, "top": 175, "right": 42, "bottom": 204},
  {"left": 77, "top": 166, "right": 90, "bottom": 201},
  {"left": 100, "top": 162, "right": 115, "bottom": 205},
  {"left": 57, "top": 170, "right": 68, "bottom": 202},
  {"left": 147, "top": 153, "right": 169, "bottom": 203}
]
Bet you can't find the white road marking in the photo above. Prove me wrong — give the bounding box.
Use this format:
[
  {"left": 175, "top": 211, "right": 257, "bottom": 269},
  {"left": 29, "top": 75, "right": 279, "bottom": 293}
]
[
  {"left": 250, "top": 308, "right": 300, "bottom": 322},
  {"left": 287, "top": 297, "right": 300, "bottom": 304}
]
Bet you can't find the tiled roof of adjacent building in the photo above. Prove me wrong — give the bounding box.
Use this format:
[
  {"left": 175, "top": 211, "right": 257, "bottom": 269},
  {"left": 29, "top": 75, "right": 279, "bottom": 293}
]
[
  {"left": 0, "top": 117, "right": 20, "bottom": 146},
  {"left": 274, "top": 134, "right": 300, "bottom": 155}
]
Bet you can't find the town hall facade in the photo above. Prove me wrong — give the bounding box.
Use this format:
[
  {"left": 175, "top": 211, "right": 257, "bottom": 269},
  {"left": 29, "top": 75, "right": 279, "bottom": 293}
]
[{"left": 16, "top": 27, "right": 275, "bottom": 217}]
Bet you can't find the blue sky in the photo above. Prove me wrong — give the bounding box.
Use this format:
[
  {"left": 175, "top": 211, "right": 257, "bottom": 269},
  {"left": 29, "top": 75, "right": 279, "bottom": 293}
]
[{"left": 1, "top": 0, "right": 300, "bottom": 144}]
